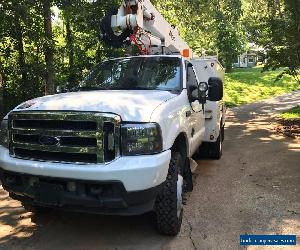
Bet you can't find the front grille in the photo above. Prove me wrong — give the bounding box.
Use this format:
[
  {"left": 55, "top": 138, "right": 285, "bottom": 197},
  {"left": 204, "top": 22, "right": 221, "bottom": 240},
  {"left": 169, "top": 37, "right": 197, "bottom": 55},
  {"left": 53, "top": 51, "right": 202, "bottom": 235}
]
[
  {"left": 14, "top": 120, "right": 97, "bottom": 131},
  {"left": 8, "top": 111, "right": 121, "bottom": 164}
]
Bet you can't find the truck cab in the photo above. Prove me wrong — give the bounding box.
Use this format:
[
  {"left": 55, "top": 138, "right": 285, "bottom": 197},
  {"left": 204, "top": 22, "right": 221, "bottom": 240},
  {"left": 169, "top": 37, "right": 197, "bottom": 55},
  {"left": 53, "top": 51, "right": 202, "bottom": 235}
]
[{"left": 0, "top": 55, "right": 224, "bottom": 235}]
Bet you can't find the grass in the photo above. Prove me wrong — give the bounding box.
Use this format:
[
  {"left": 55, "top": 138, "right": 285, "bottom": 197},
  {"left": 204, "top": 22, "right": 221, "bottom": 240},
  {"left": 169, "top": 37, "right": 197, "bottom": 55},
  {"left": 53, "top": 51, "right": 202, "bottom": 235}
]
[
  {"left": 279, "top": 106, "right": 300, "bottom": 120},
  {"left": 224, "top": 67, "right": 300, "bottom": 107}
]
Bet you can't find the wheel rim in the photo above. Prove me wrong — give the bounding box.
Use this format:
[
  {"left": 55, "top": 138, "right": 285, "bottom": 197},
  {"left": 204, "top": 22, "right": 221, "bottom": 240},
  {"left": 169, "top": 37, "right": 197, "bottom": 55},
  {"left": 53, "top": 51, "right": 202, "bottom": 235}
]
[{"left": 177, "top": 174, "right": 183, "bottom": 218}]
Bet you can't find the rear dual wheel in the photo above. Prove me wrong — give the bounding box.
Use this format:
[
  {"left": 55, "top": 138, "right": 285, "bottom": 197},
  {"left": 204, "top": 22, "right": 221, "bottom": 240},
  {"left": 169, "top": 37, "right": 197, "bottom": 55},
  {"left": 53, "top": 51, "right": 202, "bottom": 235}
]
[
  {"left": 210, "top": 123, "right": 225, "bottom": 159},
  {"left": 198, "top": 124, "right": 224, "bottom": 160},
  {"left": 209, "top": 133, "right": 222, "bottom": 160}
]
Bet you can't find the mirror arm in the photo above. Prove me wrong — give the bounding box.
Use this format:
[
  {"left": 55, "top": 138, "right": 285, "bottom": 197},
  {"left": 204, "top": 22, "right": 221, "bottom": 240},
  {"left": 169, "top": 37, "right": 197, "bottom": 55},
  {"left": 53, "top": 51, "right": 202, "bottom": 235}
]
[{"left": 197, "top": 88, "right": 205, "bottom": 113}]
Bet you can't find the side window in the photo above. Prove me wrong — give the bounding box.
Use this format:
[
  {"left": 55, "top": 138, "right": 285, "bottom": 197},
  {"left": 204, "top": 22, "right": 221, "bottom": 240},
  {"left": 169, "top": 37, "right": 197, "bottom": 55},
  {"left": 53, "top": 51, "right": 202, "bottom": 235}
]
[{"left": 187, "top": 65, "right": 198, "bottom": 88}]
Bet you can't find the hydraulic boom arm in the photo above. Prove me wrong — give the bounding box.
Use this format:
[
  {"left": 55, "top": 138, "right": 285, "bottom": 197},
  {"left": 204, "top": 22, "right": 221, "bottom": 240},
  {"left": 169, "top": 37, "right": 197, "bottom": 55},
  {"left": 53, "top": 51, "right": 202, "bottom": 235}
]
[{"left": 100, "top": 0, "right": 193, "bottom": 57}]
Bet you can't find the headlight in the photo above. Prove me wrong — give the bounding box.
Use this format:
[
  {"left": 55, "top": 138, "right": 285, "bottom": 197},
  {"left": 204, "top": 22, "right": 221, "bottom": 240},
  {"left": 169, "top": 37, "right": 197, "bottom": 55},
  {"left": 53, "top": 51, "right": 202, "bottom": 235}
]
[
  {"left": 0, "top": 119, "right": 8, "bottom": 148},
  {"left": 121, "top": 123, "right": 163, "bottom": 156}
]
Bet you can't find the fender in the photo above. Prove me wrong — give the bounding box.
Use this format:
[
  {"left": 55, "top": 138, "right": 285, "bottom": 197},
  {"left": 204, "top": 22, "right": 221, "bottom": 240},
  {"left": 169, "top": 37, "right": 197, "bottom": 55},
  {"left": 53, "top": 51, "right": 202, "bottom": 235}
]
[{"left": 150, "top": 90, "right": 193, "bottom": 157}]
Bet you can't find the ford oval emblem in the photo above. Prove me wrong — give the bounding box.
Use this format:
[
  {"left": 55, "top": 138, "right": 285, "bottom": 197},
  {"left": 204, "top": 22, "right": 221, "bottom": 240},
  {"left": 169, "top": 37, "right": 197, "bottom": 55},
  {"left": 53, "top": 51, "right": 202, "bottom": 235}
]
[{"left": 39, "top": 136, "right": 60, "bottom": 146}]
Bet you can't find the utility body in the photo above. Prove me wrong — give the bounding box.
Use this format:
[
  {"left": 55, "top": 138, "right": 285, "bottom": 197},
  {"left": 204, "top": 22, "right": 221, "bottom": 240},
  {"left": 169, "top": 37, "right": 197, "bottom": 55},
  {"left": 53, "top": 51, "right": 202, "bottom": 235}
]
[{"left": 0, "top": 0, "right": 225, "bottom": 235}]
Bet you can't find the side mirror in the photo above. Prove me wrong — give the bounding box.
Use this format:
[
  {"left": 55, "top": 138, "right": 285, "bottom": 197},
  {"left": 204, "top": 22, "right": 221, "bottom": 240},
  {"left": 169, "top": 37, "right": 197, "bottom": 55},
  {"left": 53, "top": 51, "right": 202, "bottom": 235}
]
[{"left": 208, "top": 77, "right": 223, "bottom": 101}]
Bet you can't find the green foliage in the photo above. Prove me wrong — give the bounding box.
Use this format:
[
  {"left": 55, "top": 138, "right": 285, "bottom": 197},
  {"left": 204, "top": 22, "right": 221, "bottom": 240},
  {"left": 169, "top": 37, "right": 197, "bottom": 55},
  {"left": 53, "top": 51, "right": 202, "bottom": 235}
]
[
  {"left": 153, "top": 0, "right": 245, "bottom": 69},
  {"left": 214, "top": 9, "right": 243, "bottom": 70},
  {"left": 0, "top": 0, "right": 45, "bottom": 110},
  {"left": 243, "top": 0, "right": 300, "bottom": 83},
  {"left": 0, "top": 0, "right": 125, "bottom": 113},
  {"left": 224, "top": 67, "right": 300, "bottom": 107},
  {"left": 280, "top": 106, "right": 300, "bottom": 119},
  {"left": 152, "top": 0, "right": 216, "bottom": 54},
  {"left": 0, "top": 0, "right": 298, "bottom": 115}
]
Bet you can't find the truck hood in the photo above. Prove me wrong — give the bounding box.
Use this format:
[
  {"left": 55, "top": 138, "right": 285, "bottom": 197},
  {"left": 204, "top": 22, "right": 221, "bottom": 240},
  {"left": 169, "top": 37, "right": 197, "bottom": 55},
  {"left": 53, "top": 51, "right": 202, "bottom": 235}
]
[{"left": 15, "top": 90, "right": 177, "bottom": 122}]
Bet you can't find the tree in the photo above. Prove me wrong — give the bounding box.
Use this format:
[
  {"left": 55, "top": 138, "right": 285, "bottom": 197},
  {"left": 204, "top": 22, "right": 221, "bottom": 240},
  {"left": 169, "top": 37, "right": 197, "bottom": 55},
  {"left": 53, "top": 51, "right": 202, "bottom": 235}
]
[
  {"left": 153, "top": 0, "right": 245, "bottom": 70},
  {"left": 214, "top": 9, "right": 243, "bottom": 70},
  {"left": 214, "top": 0, "right": 244, "bottom": 70},
  {"left": 0, "top": 71, "right": 3, "bottom": 118},
  {"left": 42, "top": 0, "right": 55, "bottom": 95},
  {"left": 244, "top": 0, "right": 300, "bottom": 83},
  {"left": 0, "top": 0, "right": 45, "bottom": 112},
  {"left": 153, "top": 0, "right": 217, "bottom": 56},
  {"left": 0, "top": 1, "right": 29, "bottom": 100},
  {"left": 57, "top": 0, "right": 76, "bottom": 86},
  {"left": 264, "top": 0, "right": 300, "bottom": 83},
  {"left": 13, "top": 4, "right": 28, "bottom": 94},
  {"left": 5, "top": 0, "right": 299, "bottom": 114}
]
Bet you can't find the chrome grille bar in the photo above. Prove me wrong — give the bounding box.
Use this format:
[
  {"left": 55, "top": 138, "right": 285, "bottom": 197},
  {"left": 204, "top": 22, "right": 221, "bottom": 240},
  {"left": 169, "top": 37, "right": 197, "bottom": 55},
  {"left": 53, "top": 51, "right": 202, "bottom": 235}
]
[
  {"left": 8, "top": 111, "right": 121, "bottom": 164},
  {"left": 11, "top": 128, "right": 99, "bottom": 137},
  {"left": 12, "top": 142, "right": 98, "bottom": 154}
]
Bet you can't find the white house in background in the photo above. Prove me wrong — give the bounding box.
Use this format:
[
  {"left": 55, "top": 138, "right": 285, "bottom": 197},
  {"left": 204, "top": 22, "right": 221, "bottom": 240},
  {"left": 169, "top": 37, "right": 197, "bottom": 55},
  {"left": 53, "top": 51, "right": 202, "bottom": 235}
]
[
  {"left": 233, "top": 44, "right": 265, "bottom": 68},
  {"left": 233, "top": 52, "right": 258, "bottom": 68}
]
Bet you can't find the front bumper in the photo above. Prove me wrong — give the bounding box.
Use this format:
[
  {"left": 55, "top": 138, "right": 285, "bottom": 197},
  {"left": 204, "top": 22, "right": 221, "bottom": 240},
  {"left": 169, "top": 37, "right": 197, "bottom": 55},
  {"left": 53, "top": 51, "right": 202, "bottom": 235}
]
[
  {"left": 0, "top": 169, "right": 164, "bottom": 215},
  {"left": 0, "top": 146, "right": 171, "bottom": 192}
]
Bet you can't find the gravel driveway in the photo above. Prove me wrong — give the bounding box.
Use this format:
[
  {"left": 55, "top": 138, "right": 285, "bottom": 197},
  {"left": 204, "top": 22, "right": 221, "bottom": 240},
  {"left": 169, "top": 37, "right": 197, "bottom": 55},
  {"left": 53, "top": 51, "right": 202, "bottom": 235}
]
[{"left": 0, "top": 91, "right": 299, "bottom": 250}]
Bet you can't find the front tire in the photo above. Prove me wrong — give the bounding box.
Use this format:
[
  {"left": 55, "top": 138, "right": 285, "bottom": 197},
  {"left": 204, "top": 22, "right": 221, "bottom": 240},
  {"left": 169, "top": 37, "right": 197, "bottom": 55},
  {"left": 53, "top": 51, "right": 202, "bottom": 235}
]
[{"left": 155, "top": 152, "right": 184, "bottom": 236}]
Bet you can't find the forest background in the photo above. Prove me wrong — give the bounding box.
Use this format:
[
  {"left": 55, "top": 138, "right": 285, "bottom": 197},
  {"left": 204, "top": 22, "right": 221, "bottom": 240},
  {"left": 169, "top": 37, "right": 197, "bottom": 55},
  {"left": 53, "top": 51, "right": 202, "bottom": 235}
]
[{"left": 0, "top": 0, "right": 299, "bottom": 116}]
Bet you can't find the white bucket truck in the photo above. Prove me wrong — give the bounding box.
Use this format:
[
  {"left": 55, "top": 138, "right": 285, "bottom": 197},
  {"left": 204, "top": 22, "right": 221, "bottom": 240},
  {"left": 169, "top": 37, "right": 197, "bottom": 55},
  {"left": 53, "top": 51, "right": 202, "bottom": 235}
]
[{"left": 0, "top": 0, "right": 225, "bottom": 235}]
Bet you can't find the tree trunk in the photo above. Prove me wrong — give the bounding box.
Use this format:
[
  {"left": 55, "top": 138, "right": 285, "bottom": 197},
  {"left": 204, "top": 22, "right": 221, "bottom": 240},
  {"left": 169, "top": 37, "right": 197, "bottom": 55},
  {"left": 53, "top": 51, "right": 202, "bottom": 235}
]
[
  {"left": 14, "top": 13, "right": 28, "bottom": 99},
  {"left": 0, "top": 73, "right": 4, "bottom": 119},
  {"left": 65, "top": 18, "right": 76, "bottom": 86},
  {"left": 42, "top": 0, "right": 55, "bottom": 95},
  {"left": 0, "top": 53, "right": 5, "bottom": 118}
]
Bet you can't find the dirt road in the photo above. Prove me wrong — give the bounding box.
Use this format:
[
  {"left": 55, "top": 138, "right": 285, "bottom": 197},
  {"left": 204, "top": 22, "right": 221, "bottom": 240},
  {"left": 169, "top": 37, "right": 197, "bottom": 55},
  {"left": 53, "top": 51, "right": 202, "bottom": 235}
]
[{"left": 1, "top": 92, "right": 299, "bottom": 250}]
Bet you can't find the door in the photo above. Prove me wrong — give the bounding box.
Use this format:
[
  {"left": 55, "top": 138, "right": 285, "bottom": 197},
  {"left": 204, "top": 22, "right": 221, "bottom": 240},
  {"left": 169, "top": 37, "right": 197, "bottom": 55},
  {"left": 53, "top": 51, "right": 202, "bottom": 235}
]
[{"left": 186, "top": 64, "right": 205, "bottom": 155}]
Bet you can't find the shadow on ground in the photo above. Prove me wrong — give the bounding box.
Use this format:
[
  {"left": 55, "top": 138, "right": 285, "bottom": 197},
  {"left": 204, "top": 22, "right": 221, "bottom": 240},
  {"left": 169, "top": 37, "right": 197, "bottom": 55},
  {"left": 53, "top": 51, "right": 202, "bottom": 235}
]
[
  {"left": 188, "top": 92, "right": 300, "bottom": 249},
  {"left": 0, "top": 193, "right": 180, "bottom": 249}
]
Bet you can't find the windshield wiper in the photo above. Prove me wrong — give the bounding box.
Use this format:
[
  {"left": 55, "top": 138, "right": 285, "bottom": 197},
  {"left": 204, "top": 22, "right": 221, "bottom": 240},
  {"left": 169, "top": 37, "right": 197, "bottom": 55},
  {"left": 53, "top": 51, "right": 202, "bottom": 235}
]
[
  {"left": 103, "top": 87, "right": 155, "bottom": 90},
  {"left": 77, "top": 86, "right": 179, "bottom": 92},
  {"left": 78, "top": 86, "right": 108, "bottom": 91},
  {"left": 128, "top": 87, "right": 154, "bottom": 90}
]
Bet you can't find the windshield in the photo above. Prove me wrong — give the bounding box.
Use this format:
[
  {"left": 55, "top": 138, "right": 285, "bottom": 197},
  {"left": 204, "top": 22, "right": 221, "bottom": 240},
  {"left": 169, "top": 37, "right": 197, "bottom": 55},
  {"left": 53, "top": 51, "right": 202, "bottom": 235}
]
[{"left": 77, "top": 57, "right": 181, "bottom": 91}]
